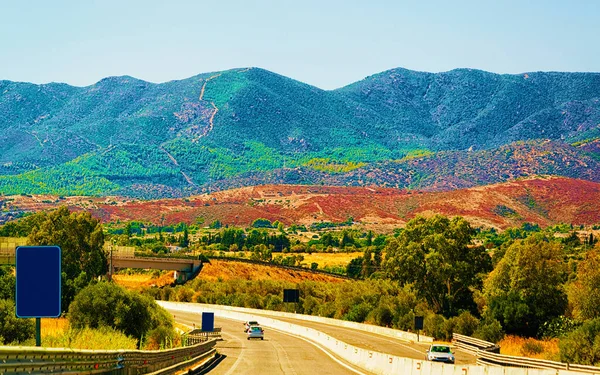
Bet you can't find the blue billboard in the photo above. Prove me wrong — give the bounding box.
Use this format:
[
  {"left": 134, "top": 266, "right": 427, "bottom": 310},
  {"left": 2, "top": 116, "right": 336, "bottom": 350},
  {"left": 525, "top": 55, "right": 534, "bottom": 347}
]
[{"left": 16, "top": 246, "right": 62, "bottom": 318}]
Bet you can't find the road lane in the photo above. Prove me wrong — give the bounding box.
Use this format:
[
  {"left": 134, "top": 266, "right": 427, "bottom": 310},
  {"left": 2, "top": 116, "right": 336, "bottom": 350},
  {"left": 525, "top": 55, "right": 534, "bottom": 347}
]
[
  {"left": 231, "top": 311, "right": 477, "bottom": 365},
  {"left": 171, "top": 310, "right": 374, "bottom": 375}
]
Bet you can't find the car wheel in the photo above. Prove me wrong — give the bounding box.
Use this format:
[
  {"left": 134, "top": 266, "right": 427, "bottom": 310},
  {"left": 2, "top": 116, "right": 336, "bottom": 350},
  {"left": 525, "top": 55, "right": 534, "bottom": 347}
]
[
  {"left": 247, "top": 337, "right": 250, "bottom": 340},
  {"left": 261, "top": 337, "right": 264, "bottom": 340}
]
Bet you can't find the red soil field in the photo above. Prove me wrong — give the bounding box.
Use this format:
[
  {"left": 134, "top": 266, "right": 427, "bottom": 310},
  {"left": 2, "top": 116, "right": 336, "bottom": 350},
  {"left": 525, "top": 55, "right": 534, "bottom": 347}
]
[{"left": 4, "top": 176, "right": 600, "bottom": 230}]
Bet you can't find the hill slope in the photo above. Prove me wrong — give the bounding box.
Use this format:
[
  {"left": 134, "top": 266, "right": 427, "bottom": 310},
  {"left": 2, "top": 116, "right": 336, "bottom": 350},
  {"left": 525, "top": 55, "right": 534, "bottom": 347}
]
[
  {"left": 3, "top": 177, "right": 599, "bottom": 229},
  {"left": 1, "top": 68, "right": 599, "bottom": 197}
]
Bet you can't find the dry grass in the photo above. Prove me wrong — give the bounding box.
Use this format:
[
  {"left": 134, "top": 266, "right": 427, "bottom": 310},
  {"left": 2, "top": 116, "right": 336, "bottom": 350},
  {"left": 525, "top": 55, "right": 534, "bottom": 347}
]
[
  {"left": 41, "top": 318, "right": 69, "bottom": 338},
  {"left": 499, "top": 335, "right": 560, "bottom": 361},
  {"left": 198, "top": 259, "right": 346, "bottom": 283},
  {"left": 300, "top": 252, "right": 362, "bottom": 267},
  {"left": 113, "top": 272, "right": 175, "bottom": 290}
]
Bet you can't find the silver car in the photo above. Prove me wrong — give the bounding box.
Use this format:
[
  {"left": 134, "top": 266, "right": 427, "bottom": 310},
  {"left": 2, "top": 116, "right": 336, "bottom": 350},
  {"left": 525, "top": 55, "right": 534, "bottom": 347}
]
[
  {"left": 247, "top": 326, "right": 264, "bottom": 340},
  {"left": 426, "top": 344, "right": 455, "bottom": 364}
]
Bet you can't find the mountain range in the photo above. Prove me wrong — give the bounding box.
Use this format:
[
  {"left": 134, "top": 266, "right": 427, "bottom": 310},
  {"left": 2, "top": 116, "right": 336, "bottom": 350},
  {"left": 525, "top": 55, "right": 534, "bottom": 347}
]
[{"left": 1, "top": 67, "right": 599, "bottom": 198}]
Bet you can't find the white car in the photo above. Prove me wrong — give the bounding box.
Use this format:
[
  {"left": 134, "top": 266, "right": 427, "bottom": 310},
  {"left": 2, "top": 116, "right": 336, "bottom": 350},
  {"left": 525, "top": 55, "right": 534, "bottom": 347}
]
[
  {"left": 243, "top": 321, "right": 260, "bottom": 332},
  {"left": 247, "top": 326, "right": 264, "bottom": 340},
  {"left": 426, "top": 344, "right": 455, "bottom": 364}
]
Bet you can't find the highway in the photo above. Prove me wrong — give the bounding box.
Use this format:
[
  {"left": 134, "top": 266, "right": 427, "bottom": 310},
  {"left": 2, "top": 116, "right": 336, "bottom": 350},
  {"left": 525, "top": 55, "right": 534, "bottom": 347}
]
[
  {"left": 245, "top": 312, "right": 476, "bottom": 365},
  {"left": 170, "top": 310, "right": 374, "bottom": 375}
]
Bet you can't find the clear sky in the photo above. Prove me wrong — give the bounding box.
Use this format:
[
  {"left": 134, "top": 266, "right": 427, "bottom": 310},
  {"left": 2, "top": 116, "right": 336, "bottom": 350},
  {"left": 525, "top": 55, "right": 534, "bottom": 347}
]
[{"left": 1, "top": 0, "right": 598, "bottom": 89}]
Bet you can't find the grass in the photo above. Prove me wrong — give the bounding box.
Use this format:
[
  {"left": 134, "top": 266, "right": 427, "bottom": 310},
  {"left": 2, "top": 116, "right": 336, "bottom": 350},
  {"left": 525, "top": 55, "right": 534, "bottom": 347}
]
[
  {"left": 300, "top": 252, "right": 362, "bottom": 267},
  {"left": 39, "top": 326, "right": 138, "bottom": 350},
  {"left": 498, "top": 335, "right": 560, "bottom": 361},
  {"left": 22, "top": 319, "right": 138, "bottom": 350}
]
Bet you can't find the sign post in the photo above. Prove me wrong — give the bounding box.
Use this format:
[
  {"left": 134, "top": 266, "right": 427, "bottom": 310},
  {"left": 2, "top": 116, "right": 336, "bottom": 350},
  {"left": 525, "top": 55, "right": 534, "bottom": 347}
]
[
  {"left": 283, "top": 289, "right": 300, "bottom": 313},
  {"left": 414, "top": 316, "right": 424, "bottom": 342},
  {"left": 16, "top": 246, "right": 62, "bottom": 347}
]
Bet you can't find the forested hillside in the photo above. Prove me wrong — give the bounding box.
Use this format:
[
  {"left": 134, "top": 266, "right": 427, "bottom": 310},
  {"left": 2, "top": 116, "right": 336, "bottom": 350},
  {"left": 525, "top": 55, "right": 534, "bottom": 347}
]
[{"left": 1, "top": 67, "right": 599, "bottom": 197}]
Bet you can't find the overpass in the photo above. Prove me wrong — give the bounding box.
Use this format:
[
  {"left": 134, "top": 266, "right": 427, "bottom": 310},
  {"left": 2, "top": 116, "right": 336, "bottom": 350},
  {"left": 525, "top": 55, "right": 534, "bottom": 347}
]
[{"left": 111, "top": 255, "right": 203, "bottom": 282}]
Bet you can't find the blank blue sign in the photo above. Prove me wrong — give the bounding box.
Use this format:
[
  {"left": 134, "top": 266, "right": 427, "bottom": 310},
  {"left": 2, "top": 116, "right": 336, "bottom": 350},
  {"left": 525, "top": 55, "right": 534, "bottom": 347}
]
[
  {"left": 16, "top": 246, "right": 62, "bottom": 318},
  {"left": 202, "top": 312, "right": 214, "bottom": 332}
]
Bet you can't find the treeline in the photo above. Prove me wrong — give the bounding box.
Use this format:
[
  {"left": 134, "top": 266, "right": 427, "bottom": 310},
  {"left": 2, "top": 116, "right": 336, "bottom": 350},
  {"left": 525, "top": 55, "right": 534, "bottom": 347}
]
[
  {"left": 148, "top": 215, "right": 600, "bottom": 366},
  {"left": 0, "top": 207, "right": 178, "bottom": 348}
]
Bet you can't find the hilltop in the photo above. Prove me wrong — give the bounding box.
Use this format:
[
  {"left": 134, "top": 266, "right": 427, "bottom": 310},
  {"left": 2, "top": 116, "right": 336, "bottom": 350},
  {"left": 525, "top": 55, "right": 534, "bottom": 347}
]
[
  {"left": 3, "top": 177, "right": 599, "bottom": 229},
  {"left": 1, "top": 67, "right": 599, "bottom": 197}
]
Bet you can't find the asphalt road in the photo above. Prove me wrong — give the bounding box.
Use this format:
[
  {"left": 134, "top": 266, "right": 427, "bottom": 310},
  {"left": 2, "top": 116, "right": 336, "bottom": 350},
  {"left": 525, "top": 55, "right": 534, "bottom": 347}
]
[
  {"left": 170, "top": 310, "right": 374, "bottom": 375},
  {"left": 244, "top": 312, "right": 477, "bottom": 365}
]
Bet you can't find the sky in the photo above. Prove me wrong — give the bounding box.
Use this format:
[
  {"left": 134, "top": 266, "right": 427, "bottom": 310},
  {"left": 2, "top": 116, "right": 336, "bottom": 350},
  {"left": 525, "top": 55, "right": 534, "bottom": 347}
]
[{"left": 1, "top": 0, "right": 598, "bottom": 89}]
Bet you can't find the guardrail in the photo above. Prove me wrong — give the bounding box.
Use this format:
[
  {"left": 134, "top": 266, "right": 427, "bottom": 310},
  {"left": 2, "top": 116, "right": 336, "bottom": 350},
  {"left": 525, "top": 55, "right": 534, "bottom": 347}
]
[
  {"left": 185, "top": 328, "right": 222, "bottom": 345},
  {"left": 452, "top": 333, "right": 500, "bottom": 354},
  {"left": 0, "top": 339, "right": 217, "bottom": 374},
  {"left": 453, "top": 333, "right": 600, "bottom": 374}
]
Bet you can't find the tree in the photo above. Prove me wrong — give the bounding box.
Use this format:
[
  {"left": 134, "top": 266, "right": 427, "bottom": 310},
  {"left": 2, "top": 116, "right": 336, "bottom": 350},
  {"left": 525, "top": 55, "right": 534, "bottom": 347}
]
[
  {"left": 69, "top": 282, "right": 175, "bottom": 342},
  {"left": 181, "top": 226, "right": 189, "bottom": 248},
  {"left": 484, "top": 234, "right": 567, "bottom": 337},
  {"left": 567, "top": 248, "right": 600, "bottom": 320},
  {"left": 346, "top": 257, "right": 363, "bottom": 279},
  {"left": 251, "top": 218, "right": 272, "bottom": 228},
  {"left": 26, "top": 206, "right": 107, "bottom": 309},
  {"left": 383, "top": 215, "right": 491, "bottom": 316},
  {"left": 0, "top": 266, "right": 15, "bottom": 300}
]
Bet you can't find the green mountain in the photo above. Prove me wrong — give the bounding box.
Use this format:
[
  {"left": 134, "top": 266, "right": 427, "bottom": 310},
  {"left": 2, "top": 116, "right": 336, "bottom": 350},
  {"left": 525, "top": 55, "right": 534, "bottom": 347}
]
[{"left": 1, "top": 67, "right": 599, "bottom": 197}]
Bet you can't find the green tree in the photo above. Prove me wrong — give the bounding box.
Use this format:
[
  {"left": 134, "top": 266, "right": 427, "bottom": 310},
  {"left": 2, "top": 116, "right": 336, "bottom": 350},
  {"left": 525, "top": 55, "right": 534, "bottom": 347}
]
[
  {"left": 383, "top": 215, "right": 491, "bottom": 316},
  {"left": 26, "top": 206, "right": 107, "bottom": 309},
  {"left": 346, "top": 257, "right": 363, "bottom": 279},
  {"left": 0, "top": 266, "right": 15, "bottom": 300},
  {"left": 567, "top": 248, "right": 600, "bottom": 320},
  {"left": 69, "top": 282, "right": 175, "bottom": 343},
  {"left": 251, "top": 218, "right": 272, "bottom": 228},
  {"left": 484, "top": 234, "right": 567, "bottom": 337}
]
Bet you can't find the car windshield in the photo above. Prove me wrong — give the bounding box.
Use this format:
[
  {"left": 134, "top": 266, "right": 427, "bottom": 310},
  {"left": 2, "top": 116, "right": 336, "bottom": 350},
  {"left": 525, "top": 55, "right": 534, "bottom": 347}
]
[
  {"left": 432, "top": 346, "right": 451, "bottom": 353},
  {"left": 251, "top": 327, "right": 262, "bottom": 331}
]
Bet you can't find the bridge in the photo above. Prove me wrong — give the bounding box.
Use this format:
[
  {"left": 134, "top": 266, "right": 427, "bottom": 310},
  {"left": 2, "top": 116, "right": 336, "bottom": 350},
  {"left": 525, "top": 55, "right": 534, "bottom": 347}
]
[{"left": 110, "top": 255, "right": 203, "bottom": 282}]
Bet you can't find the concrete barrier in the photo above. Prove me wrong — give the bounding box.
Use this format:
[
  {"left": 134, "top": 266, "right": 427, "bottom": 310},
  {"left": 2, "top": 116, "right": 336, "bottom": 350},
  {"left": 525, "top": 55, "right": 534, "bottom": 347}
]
[
  {"left": 159, "top": 301, "right": 588, "bottom": 375},
  {"left": 161, "top": 301, "right": 432, "bottom": 344}
]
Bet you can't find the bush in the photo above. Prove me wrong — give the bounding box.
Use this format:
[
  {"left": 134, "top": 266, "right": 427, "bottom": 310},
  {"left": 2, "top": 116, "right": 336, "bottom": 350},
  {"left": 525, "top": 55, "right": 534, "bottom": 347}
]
[
  {"left": 474, "top": 318, "right": 505, "bottom": 343},
  {"left": 424, "top": 313, "right": 446, "bottom": 340},
  {"left": 454, "top": 311, "right": 480, "bottom": 336},
  {"left": 68, "top": 282, "right": 176, "bottom": 344},
  {"left": 0, "top": 299, "right": 35, "bottom": 344},
  {"left": 521, "top": 338, "right": 544, "bottom": 355},
  {"left": 559, "top": 318, "right": 600, "bottom": 365}
]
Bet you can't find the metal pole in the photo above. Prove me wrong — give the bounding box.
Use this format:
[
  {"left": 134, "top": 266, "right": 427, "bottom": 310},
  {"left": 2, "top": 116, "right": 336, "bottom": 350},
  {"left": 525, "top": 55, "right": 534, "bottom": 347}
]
[{"left": 36, "top": 318, "right": 41, "bottom": 346}]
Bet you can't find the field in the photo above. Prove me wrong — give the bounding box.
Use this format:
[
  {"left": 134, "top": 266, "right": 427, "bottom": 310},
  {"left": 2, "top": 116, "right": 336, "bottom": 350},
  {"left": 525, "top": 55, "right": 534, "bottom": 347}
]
[
  {"left": 195, "top": 259, "right": 346, "bottom": 283},
  {"left": 112, "top": 271, "right": 176, "bottom": 290},
  {"left": 4, "top": 176, "right": 600, "bottom": 231}
]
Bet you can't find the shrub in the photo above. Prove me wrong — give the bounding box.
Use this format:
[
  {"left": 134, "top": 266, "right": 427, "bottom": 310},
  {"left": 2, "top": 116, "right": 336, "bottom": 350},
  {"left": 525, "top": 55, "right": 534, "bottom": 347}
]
[
  {"left": 474, "top": 318, "right": 505, "bottom": 343},
  {"left": 454, "top": 311, "right": 480, "bottom": 336},
  {"left": 559, "top": 318, "right": 600, "bottom": 365},
  {"left": 521, "top": 339, "right": 544, "bottom": 355},
  {"left": 69, "top": 282, "right": 176, "bottom": 344},
  {"left": 0, "top": 299, "right": 35, "bottom": 344}
]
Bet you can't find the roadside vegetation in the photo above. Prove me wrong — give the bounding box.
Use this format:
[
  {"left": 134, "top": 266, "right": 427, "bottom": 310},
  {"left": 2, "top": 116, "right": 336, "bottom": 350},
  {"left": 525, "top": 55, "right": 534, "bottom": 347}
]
[
  {"left": 0, "top": 208, "right": 178, "bottom": 349},
  {"left": 2, "top": 207, "right": 600, "bottom": 364}
]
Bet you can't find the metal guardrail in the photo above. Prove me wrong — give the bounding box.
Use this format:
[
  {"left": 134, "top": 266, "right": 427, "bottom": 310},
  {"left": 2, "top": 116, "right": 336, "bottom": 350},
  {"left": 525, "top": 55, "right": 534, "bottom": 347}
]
[
  {"left": 185, "top": 328, "right": 222, "bottom": 345},
  {"left": 453, "top": 333, "right": 600, "bottom": 374},
  {"left": 0, "top": 339, "right": 217, "bottom": 374}
]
